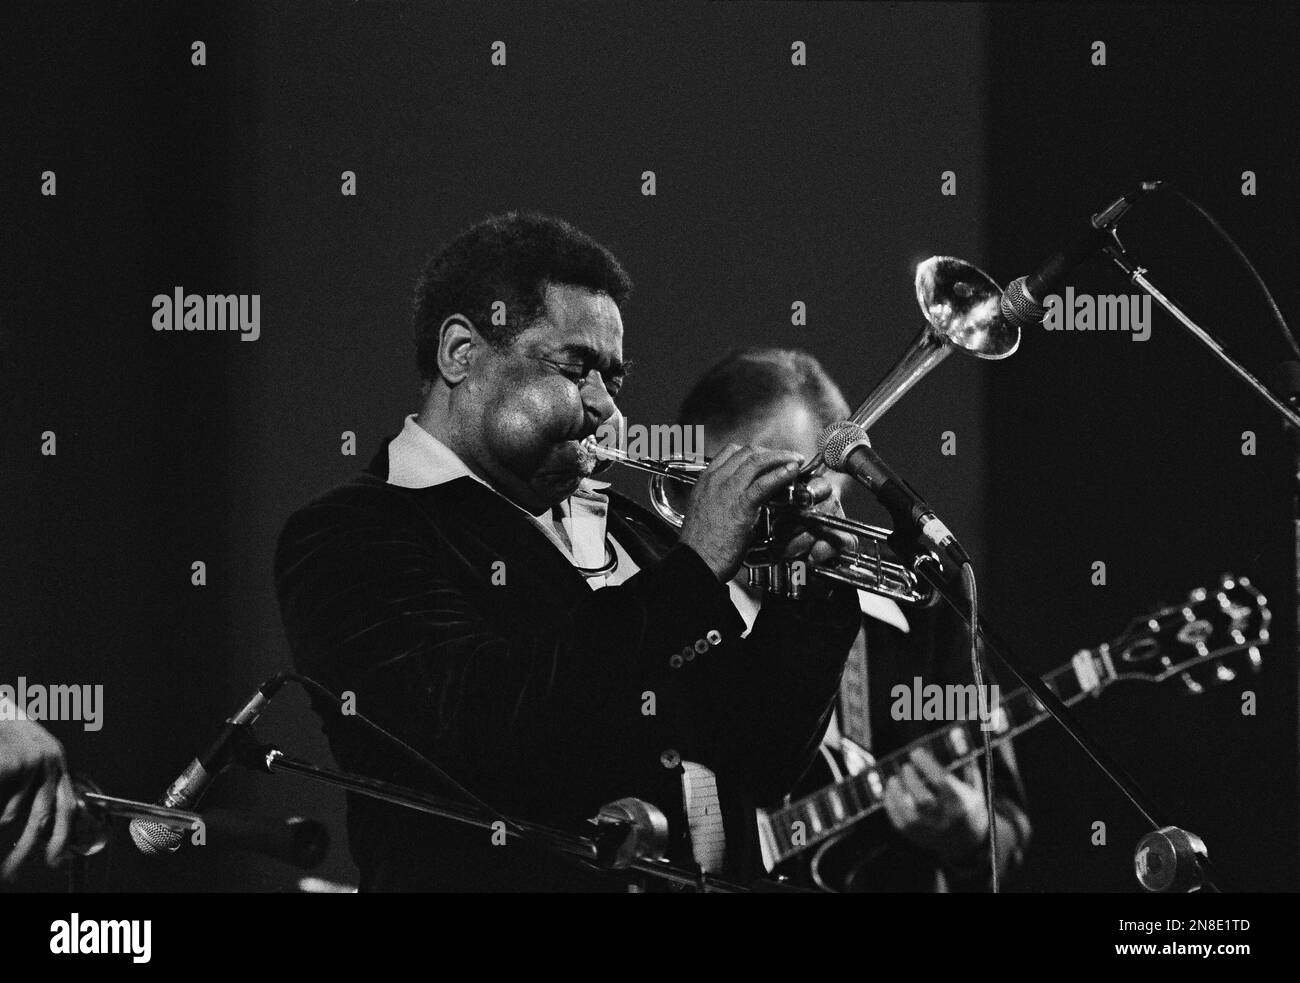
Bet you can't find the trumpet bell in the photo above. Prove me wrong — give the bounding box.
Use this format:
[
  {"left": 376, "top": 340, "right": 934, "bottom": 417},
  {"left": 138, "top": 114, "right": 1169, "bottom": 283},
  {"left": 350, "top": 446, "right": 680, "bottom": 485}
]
[
  {"left": 839, "top": 256, "right": 1016, "bottom": 434},
  {"left": 915, "top": 255, "right": 1019, "bottom": 361}
]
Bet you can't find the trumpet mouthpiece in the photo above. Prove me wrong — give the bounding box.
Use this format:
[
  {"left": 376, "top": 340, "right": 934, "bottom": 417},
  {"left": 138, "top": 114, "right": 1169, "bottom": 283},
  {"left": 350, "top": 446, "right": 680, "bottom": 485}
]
[{"left": 578, "top": 436, "right": 619, "bottom": 475}]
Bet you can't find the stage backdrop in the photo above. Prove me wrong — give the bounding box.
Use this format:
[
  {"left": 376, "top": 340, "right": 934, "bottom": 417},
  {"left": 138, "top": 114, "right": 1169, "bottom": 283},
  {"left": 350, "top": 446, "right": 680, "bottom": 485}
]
[
  {"left": 5, "top": 1, "right": 1294, "bottom": 892},
  {"left": 983, "top": 2, "right": 1300, "bottom": 891}
]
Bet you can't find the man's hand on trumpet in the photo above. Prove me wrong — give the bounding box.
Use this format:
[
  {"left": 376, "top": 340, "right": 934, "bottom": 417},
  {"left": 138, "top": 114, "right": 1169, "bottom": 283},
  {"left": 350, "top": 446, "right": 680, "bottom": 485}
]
[{"left": 678, "top": 443, "right": 856, "bottom": 584}]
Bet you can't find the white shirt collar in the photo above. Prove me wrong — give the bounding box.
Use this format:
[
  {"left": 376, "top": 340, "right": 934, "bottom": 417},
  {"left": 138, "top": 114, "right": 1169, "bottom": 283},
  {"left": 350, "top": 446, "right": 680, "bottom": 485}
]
[
  {"left": 386, "top": 415, "right": 488, "bottom": 490},
  {"left": 386, "top": 414, "right": 611, "bottom": 498},
  {"left": 385, "top": 415, "right": 631, "bottom": 587}
]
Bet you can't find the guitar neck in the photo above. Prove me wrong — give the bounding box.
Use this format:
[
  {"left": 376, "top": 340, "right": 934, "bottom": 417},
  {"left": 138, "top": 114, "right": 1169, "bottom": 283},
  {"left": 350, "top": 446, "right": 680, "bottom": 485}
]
[{"left": 759, "top": 645, "right": 1115, "bottom": 870}]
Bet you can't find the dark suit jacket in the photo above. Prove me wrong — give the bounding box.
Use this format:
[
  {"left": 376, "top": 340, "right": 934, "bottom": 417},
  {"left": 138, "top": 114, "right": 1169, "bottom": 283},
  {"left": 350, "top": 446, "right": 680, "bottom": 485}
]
[{"left": 274, "top": 439, "right": 861, "bottom": 891}]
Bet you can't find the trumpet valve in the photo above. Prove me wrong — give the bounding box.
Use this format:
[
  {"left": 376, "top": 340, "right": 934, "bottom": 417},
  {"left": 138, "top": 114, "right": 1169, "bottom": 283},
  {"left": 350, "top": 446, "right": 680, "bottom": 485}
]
[
  {"left": 768, "top": 562, "right": 788, "bottom": 598},
  {"left": 782, "top": 561, "right": 803, "bottom": 600}
]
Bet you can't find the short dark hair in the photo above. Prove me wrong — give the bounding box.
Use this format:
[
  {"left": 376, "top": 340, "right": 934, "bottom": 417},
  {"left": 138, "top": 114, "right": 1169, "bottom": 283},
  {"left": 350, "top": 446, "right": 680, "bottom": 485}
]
[
  {"left": 677, "top": 347, "right": 850, "bottom": 433},
  {"left": 412, "top": 211, "right": 633, "bottom": 380}
]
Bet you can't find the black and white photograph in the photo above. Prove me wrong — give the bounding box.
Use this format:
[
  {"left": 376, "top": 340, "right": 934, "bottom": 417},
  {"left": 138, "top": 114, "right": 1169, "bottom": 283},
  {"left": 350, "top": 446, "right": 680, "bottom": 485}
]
[{"left": 3, "top": 0, "right": 1296, "bottom": 966}]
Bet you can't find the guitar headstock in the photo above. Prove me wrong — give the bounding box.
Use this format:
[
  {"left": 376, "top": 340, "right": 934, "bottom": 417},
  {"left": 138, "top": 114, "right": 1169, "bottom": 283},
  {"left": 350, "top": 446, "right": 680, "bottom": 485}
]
[{"left": 1102, "top": 574, "right": 1270, "bottom": 693}]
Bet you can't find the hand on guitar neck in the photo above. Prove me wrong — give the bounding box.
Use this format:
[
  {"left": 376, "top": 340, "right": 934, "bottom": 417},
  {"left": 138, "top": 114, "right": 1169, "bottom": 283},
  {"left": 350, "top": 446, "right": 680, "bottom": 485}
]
[{"left": 883, "top": 747, "right": 987, "bottom": 865}]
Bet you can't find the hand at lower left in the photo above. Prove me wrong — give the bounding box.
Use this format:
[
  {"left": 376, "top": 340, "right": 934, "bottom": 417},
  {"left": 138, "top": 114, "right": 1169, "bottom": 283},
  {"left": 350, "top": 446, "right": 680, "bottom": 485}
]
[{"left": 0, "top": 720, "right": 76, "bottom": 880}]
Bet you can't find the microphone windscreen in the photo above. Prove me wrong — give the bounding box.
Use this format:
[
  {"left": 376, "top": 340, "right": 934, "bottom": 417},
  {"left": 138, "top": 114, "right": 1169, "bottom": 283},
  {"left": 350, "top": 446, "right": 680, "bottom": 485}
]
[
  {"left": 999, "top": 276, "right": 1047, "bottom": 329},
  {"left": 819, "top": 422, "right": 871, "bottom": 471},
  {"left": 129, "top": 818, "right": 186, "bottom": 856}
]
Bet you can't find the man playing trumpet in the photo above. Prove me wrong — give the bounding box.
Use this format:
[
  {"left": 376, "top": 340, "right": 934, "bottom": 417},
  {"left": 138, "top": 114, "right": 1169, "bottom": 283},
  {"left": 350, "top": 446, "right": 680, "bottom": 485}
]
[{"left": 275, "top": 212, "right": 862, "bottom": 891}]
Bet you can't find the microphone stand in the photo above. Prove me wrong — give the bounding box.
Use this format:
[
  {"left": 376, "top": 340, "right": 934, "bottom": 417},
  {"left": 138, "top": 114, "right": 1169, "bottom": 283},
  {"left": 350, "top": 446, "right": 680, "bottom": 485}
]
[
  {"left": 1101, "top": 237, "right": 1300, "bottom": 431},
  {"left": 914, "top": 560, "right": 1225, "bottom": 893},
  {"left": 1100, "top": 233, "right": 1300, "bottom": 889},
  {"left": 232, "top": 732, "right": 766, "bottom": 893}
]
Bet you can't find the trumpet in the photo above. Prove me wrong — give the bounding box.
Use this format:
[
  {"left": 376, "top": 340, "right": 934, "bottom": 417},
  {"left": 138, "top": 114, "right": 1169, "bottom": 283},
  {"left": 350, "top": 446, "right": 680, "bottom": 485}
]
[{"left": 591, "top": 256, "right": 1019, "bottom": 604}]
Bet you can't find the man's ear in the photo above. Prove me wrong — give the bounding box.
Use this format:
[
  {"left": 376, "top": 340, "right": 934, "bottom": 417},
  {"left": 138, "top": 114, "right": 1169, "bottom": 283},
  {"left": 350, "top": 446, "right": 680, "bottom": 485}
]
[{"left": 436, "top": 315, "right": 478, "bottom": 384}]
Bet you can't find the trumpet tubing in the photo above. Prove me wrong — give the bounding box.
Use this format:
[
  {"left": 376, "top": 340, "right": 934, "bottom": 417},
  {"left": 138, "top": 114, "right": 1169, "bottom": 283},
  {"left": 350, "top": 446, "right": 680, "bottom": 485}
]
[
  {"left": 590, "top": 255, "right": 1016, "bottom": 604},
  {"left": 586, "top": 443, "right": 933, "bottom": 605}
]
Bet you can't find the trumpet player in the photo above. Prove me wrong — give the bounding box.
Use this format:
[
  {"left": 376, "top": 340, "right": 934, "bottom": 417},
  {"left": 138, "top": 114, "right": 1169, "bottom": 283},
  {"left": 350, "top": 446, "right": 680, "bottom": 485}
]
[
  {"left": 275, "top": 213, "right": 863, "bottom": 891},
  {"left": 677, "top": 347, "right": 1032, "bottom": 891}
]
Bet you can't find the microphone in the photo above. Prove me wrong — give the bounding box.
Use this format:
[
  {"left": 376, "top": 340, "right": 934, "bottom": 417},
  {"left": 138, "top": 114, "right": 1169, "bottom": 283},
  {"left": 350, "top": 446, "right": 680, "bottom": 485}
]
[
  {"left": 129, "top": 676, "right": 287, "bottom": 856},
  {"left": 999, "top": 181, "right": 1162, "bottom": 330},
  {"left": 80, "top": 784, "right": 328, "bottom": 869},
  {"left": 591, "top": 797, "right": 669, "bottom": 869},
  {"left": 820, "top": 422, "right": 970, "bottom": 568}
]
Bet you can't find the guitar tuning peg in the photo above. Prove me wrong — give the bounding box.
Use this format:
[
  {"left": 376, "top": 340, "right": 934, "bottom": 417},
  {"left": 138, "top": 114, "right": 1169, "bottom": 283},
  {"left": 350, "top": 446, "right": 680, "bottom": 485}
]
[{"left": 1178, "top": 671, "right": 1205, "bottom": 696}]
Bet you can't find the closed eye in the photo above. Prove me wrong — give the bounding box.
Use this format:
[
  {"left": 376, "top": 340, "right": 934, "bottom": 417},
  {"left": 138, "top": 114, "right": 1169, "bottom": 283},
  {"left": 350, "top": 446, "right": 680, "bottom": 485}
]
[
  {"left": 538, "top": 357, "right": 626, "bottom": 396},
  {"left": 539, "top": 359, "right": 588, "bottom": 384}
]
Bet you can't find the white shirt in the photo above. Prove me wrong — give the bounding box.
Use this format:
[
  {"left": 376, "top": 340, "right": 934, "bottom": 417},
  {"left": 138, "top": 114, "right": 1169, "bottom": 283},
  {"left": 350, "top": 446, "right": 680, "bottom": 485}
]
[
  {"left": 386, "top": 415, "right": 636, "bottom": 590},
  {"left": 386, "top": 415, "right": 727, "bottom": 871}
]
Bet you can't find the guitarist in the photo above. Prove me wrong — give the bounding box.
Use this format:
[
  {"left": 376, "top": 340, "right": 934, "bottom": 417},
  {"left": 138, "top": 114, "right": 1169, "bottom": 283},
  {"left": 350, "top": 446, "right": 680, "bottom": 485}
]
[{"left": 676, "top": 347, "right": 1033, "bottom": 891}]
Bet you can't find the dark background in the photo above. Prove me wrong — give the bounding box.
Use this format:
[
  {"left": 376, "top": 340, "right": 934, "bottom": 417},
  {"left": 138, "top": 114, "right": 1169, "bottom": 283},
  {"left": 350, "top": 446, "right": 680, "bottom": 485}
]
[{"left": 3, "top": 1, "right": 1295, "bottom": 892}]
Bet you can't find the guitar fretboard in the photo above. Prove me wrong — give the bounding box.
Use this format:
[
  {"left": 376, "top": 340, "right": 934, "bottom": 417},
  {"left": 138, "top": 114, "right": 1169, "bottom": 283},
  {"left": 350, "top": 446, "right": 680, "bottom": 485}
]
[{"left": 759, "top": 647, "right": 1112, "bottom": 870}]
